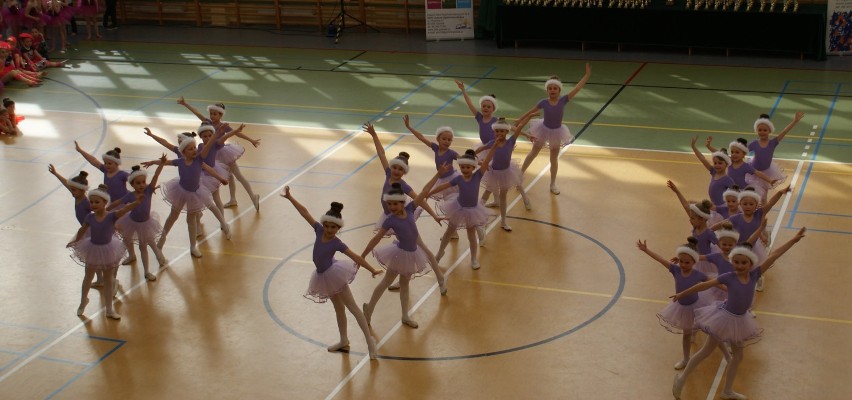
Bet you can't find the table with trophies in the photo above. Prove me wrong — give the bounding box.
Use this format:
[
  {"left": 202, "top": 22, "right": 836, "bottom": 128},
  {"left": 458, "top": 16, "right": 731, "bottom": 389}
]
[{"left": 494, "top": 0, "right": 827, "bottom": 60}]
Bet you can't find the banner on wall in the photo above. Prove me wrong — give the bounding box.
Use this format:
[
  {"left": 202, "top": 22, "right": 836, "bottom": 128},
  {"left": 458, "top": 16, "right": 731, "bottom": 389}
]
[
  {"left": 425, "top": 0, "right": 475, "bottom": 40},
  {"left": 828, "top": 0, "right": 852, "bottom": 54}
]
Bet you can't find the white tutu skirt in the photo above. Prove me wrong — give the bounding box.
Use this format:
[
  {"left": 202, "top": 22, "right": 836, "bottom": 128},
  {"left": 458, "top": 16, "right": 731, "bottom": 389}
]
[
  {"left": 373, "top": 208, "right": 424, "bottom": 237},
  {"left": 746, "top": 162, "right": 786, "bottom": 200},
  {"left": 707, "top": 286, "right": 728, "bottom": 302},
  {"left": 693, "top": 260, "right": 718, "bottom": 277},
  {"left": 439, "top": 196, "right": 490, "bottom": 229},
  {"left": 528, "top": 119, "right": 574, "bottom": 148},
  {"left": 162, "top": 178, "right": 215, "bottom": 213},
  {"left": 657, "top": 292, "right": 713, "bottom": 334},
  {"left": 116, "top": 213, "right": 162, "bottom": 244},
  {"left": 482, "top": 161, "right": 523, "bottom": 193},
  {"left": 70, "top": 236, "right": 126, "bottom": 270},
  {"left": 695, "top": 301, "right": 763, "bottom": 347},
  {"left": 304, "top": 260, "right": 359, "bottom": 303},
  {"left": 708, "top": 210, "right": 726, "bottom": 227},
  {"left": 431, "top": 171, "right": 461, "bottom": 202},
  {"left": 217, "top": 143, "right": 245, "bottom": 165},
  {"left": 372, "top": 242, "right": 432, "bottom": 278},
  {"left": 201, "top": 163, "right": 230, "bottom": 192}
]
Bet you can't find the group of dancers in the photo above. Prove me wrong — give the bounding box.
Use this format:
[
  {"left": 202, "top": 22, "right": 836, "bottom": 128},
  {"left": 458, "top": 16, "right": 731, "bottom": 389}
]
[{"left": 637, "top": 111, "right": 808, "bottom": 399}]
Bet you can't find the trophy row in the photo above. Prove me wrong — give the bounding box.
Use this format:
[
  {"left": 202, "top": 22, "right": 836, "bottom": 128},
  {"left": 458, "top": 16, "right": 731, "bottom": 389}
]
[{"left": 502, "top": 0, "right": 800, "bottom": 12}]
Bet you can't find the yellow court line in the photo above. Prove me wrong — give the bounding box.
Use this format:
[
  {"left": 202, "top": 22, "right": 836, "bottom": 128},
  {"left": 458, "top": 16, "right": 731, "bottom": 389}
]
[{"left": 466, "top": 278, "right": 852, "bottom": 325}]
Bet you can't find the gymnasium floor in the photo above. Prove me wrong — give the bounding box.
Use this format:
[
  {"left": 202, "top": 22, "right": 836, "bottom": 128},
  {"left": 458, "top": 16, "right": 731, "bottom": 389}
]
[{"left": 1, "top": 25, "right": 851, "bottom": 399}]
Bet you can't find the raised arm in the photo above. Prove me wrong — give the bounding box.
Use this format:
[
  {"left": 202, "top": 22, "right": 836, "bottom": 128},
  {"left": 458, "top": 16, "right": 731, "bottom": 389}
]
[
  {"left": 48, "top": 164, "right": 73, "bottom": 194},
  {"left": 746, "top": 217, "right": 768, "bottom": 246},
  {"left": 342, "top": 248, "right": 383, "bottom": 277},
  {"left": 776, "top": 112, "right": 804, "bottom": 142},
  {"left": 636, "top": 239, "right": 674, "bottom": 270},
  {"left": 199, "top": 132, "right": 218, "bottom": 159},
  {"left": 666, "top": 180, "right": 691, "bottom": 217},
  {"left": 148, "top": 154, "right": 168, "bottom": 189},
  {"left": 280, "top": 185, "right": 318, "bottom": 227},
  {"left": 704, "top": 136, "right": 719, "bottom": 153},
  {"left": 511, "top": 112, "right": 537, "bottom": 140},
  {"left": 762, "top": 185, "right": 792, "bottom": 214},
  {"left": 455, "top": 80, "right": 479, "bottom": 116},
  {"left": 361, "top": 230, "right": 387, "bottom": 259},
  {"left": 114, "top": 192, "right": 144, "bottom": 220},
  {"left": 363, "top": 122, "right": 389, "bottom": 170},
  {"left": 220, "top": 123, "right": 260, "bottom": 148},
  {"left": 216, "top": 123, "right": 245, "bottom": 145},
  {"left": 403, "top": 115, "right": 434, "bottom": 148},
  {"left": 201, "top": 163, "right": 229, "bottom": 185},
  {"left": 176, "top": 96, "right": 207, "bottom": 121},
  {"left": 671, "top": 279, "right": 719, "bottom": 302},
  {"left": 566, "top": 63, "right": 592, "bottom": 101},
  {"left": 760, "top": 227, "right": 806, "bottom": 274},
  {"left": 479, "top": 140, "right": 499, "bottom": 173},
  {"left": 413, "top": 164, "right": 450, "bottom": 207},
  {"left": 74, "top": 141, "right": 103, "bottom": 169},
  {"left": 691, "top": 136, "right": 713, "bottom": 170}
]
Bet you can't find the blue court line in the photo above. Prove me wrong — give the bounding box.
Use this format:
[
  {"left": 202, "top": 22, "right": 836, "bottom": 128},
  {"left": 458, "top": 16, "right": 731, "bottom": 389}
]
[
  {"left": 792, "top": 210, "right": 852, "bottom": 219},
  {"left": 795, "top": 227, "right": 852, "bottom": 236},
  {"left": 44, "top": 337, "right": 126, "bottom": 400},
  {"left": 767, "top": 80, "right": 789, "bottom": 118},
  {"left": 328, "top": 66, "right": 498, "bottom": 187},
  {"left": 787, "top": 83, "right": 843, "bottom": 228}
]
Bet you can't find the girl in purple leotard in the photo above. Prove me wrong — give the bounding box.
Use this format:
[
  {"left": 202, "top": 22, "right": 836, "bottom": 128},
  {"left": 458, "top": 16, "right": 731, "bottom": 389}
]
[
  {"left": 672, "top": 227, "right": 806, "bottom": 400},
  {"left": 744, "top": 112, "right": 804, "bottom": 202},
  {"left": 690, "top": 136, "right": 735, "bottom": 209},
  {"left": 281, "top": 186, "right": 382, "bottom": 360},
  {"left": 666, "top": 180, "right": 720, "bottom": 277}
]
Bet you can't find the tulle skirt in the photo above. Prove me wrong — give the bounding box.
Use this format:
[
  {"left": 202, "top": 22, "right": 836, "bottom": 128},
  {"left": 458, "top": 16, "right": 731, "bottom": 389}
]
[
  {"left": 431, "top": 171, "right": 461, "bottom": 202},
  {"left": 44, "top": 10, "right": 69, "bottom": 26},
  {"left": 439, "top": 196, "right": 490, "bottom": 229},
  {"left": 69, "top": 236, "right": 126, "bottom": 270},
  {"left": 201, "top": 163, "right": 229, "bottom": 192},
  {"left": 372, "top": 242, "right": 432, "bottom": 278},
  {"left": 708, "top": 210, "right": 727, "bottom": 227},
  {"left": 304, "top": 260, "right": 359, "bottom": 303},
  {"left": 693, "top": 259, "right": 718, "bottom": 277},
  {"left": 373, "top": 208, "right": 424, "bottom": 236},
  {"left": 657, "top": 292, "right": 713, "bottom": 334},
  {"left": 694, "top": 301, "right": 763, "bottom": 347},
  {"left": 481, "top": 161, "right": 523, "bottom": 193},
  {"left": 528, "top": 119, "right": 574, "bottom": 148},
  {"left": 217, "top": 143, "right": 245, "bottom": 165},
  {"left": 162, "top": 178, "right": 215, "bottom": 213},
  {"left": 76, "top": 4, "right": 98, "bottom": 17},
  {"left": 116, "top": 213, "right": 162, "bottom": 244},
  {"left": 746, "top": 161, "right": 786, "bottom": 199}
]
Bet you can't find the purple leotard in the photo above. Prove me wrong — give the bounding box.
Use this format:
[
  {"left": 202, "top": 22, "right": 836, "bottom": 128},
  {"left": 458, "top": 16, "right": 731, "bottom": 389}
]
[
  {"left": 670, "top": 264, "right": 708, "bottom": 305},
  {"left": 748, "top": 138, "right": 779, "bottom": 171},
  {"left": 450, "top": 170, "right": 484, "bottom": 207},
  {"left": 431, "top": 143, "right": 458, "bottom": 178},
  {"left": 483, "top": 136, "right": 517, "bottom": 170},
  {"left": 537, "top": 95, "right": 569, "bottom": 128},
  {"left": 475, "top": 112, "right": 496, "bottom": 144},
  {"left": 716, "top": 206, "right": 733, "bottom": 220},
  {"left": 312, "top": 222, "right": 348, "bottom": 274},
  {"left": 727, "top": 162, "right": 756, "bottom": 188},
  {"left": 717, "top": 268, "right": 761, "bottom": 315},
  {"left": 120, "top": 186, "right": 154, "bottom": 223},
  {"left": 381, "top": 202, "right": 419, "bottom": 251},
  {"left": 172, "top": 158, "right": 203, "bottom": 192},
  {"left": 99, "top": 165, "right": 130, "bottom": 200},
  {"left": 75, "top": 197, "right": 91, "bottom": 225},
  {"left": 199, "top": 141, "right": 223, "bottom": 167},
  {"left": 707, "top": 167, "right": 735, "bottom": 207},
  {"left": 84, "top": 212, "right": 118, "bottom": 245},
  {"left": 694, "top": 228, "right": 718, "bottom": 255},
  {"left": 705, "top": 253, "right": 734, "bottom": 275},
  {"left": 729, "top": 208, "right": 764, "bottom": 245},
  {"left": 380, "top": 168, "right": 413, "bottom": 214}
]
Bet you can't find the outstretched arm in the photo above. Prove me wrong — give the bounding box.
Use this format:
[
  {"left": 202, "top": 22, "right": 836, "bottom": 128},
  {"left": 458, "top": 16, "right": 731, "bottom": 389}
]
[
  {"left": 776, "top": 112, "right": 804, "bottom": 143},
  {"left": 143, "top": 127, "right": 177, "bottom": 151},
  {"left": 363, "top": 122, "right": 390, "bottom": 170},
  {"left": 636, "top": 239, "right": 674, "bottom": 270},
  {"left": 762, "top": 185, "right": 792, "bottom": 214},
  {"left": 414, "top": 164, "right": 451, "bottom": 207},
  {"left": 216, "top": 123, "right": 245, "bottom": 145},
  {"left": 510, "top": 112, "right": 538, "bottom": 140},
  {"left": 343, "top": 248, "right": 383, "bottom": 277},
  {"left": 760, "top": 227, "right": 806, "bottom": 274},
  {"left": 403, "top": 115, "right": 434, "bottom": 148},
  {"left": 361, "top": 230, "right": 387, "bottom": 259},
  {"left": 455, "top": 80, "right": 479, "bottom": 117},
  {"left": 74, "top": 141, "right": 103, "bottom": 169},
  {"left": 666, "top": 180, "right": 691, "bottom": 217},
  {"left": 566, "top": 63, "right": 592, "bottom": 101},
  {"left": 113, "top": 192, "right": 144, "bottom": 220},
  {"left": 705, "top": 136, "right": 719, "bottom": 153},
  {"left": 148, "top": 154, "right": 168, "bottom": 189},
  {"left": 68, "top": 223, "right": 90, "bottom": 246},
  {"left": 752, "top": 169, "right": 776, "bottom": 184},
  {"left": 671, "top": 279, "right": 719, "bottom": 302},
  {"left": 280, "top": 185, "right": 317, "bottom": 227},
  {"left": 48, "top": 164, "right": 73, "bottom": 195},
  {"left": 746, "top": 217, "right": 767, "bottom": 246},
  {"left": 176, "top": 96, "right": 207, "bottom": 121},
  {"left": 691, "top": 136, "right": 713, "bottom": 170},
  {"left": 201, "top": 163, "right": 229, "bottom": 185}
]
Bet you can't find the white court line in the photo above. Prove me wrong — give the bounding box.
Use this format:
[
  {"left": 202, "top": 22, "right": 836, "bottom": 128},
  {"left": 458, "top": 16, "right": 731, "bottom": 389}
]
[
  {"left": 703, "top": 147, "right": 808, "bottom": 400},
  {"left": 0, "top": 128, "right": 369, "bottom": 384},
  {"left": 323, "top": 142, "right": 564, "bottom": 400}
]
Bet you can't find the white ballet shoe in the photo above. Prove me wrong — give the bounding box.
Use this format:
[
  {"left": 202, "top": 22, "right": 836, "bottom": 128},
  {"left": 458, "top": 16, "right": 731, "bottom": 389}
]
[
  {"left": 674, "top": 359, "right": 688, "bottom": 370},
  {"left": 387, "top": 281, "right": 400, "bottom": 291},
  {"left": 501, "top": 223, "right": 512, "bottom": 232},
  {"left": 222, "top": 224, "right": 231, "bottom": 240},
  {"left": 550, "top": 185, "right": 561, "bottom": 195},
  {"left": 471, "top": 260, "right": 481, "bottom": 270},
  {"left": 252, "top": 194, "right": 260, "bottom": 212},
  {"left": 362, "top": 303, "right": 372, "bottom": 325},
  {"left": 190, "top": 246, "right": 202, "bottom": 258},
  {"left": 121, "top": 256, "right": 136, "bottom": 265},
  {"left": 672, "top": 374, "right": 684, "bottom": 400},
  {"left": 106, "top": 311, "right": 122, "bottom": 320},
  {"left": 401, "top": 317, "right": 418, "bottom": 328},
  {"left": 76, "top": 298, "right": 89, "bottom": 316},
  {"left": 145, "top": 272, "right": 157, "bottom": 282},
  {"left": 439, "top": 275, "right": 448, "bottom": 296},
  {"left": 523, "top": 197, "right": 532, "bottom": 210},
  {"left": 484, "top": 200, "right": 500, "bottom": 208},
  {"left": 223, "top": 200, "right": 238, "bottom": 208},
  {"left": 327, "top": 341, "right": 350, "bottom": 353},
  {"left": 476, "top": 226, "right": 486, "bottom": 246},
  {"left": 156, "top": 254, "right": 167, "bottom": 267},
  {"left": 720, "top": 391, "right": 748, "bottom": 400},
  {"left": 367, "top": 338, "right": 378, "bottom": 360}
]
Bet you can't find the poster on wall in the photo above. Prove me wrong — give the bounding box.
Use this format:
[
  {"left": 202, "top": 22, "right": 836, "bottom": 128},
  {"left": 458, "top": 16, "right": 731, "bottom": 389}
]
[
  {"left": 828, "top": 0, "right": 852, "bottom": 54},
  {"left": 425, "top": 0, "right": 475, "bottom": 40}
]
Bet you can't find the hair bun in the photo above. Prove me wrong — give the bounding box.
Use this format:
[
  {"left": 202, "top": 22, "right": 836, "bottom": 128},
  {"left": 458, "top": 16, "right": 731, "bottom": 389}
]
[
  {"left": 131, "top": 165, "right": 141, "bottom": 172},
  {"left": 391, "top": 182, "right": 402, "bottom": 190},
  {"left": 98, "top": 184, "right": 109, "bottom": 190},
  {"left": 79, "top": 171, "right": 88, "bottom": 178},
  {"left": 184, "top": 131, "right": 197, "bottom": 137},
  {"left": 686, "top": 236, "right": 698, "bottom": 247},
  {"left": 736, "top": 138, "right": 748, "bottom": 145},
  {"left": 330, "top": 202, "right": 344, "bottom": 212},
  {"left": 464, "top": 149, "right": 476, "bottom": 157},
  {"left": 759, "top": 113, "right": 770, "bottom": 119},
  {"left": 549, "top": 75, "right": 559, "bottom": 80},
  {"left": 113, "top": 147, "right": 122, "bottom": 154},
  {"left": 489, "top": 93, "right": 496, "bottom": 98},
  {"left": 721, "top": 222, "right": 734, "bottom": 230},
  {"left": 398, "top": 152, "right": 410, "bottom": 161}
]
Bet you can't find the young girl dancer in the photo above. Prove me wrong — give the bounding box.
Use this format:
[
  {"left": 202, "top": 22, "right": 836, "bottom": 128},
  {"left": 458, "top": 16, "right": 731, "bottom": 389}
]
[
  {"left": 706, "top": 137, "right": 776, "bottom": 191},
  {"left": 48, "top": 166, "right": 104, "bottom": 286},
  {"left": 402, "top": 114, "right": 460, "bottom": 204},
  {"left": 197, "top": 121, "right": 244, "bottom": 215},
  {"left": 744, "top": 112, "right": 804, "bottom": 202},
  {"left": 429, "top": 148, "right": 497, "bottom": 270},
  {"left": 477, "top": 114, "right": 535, "bottom": 231},
  {"left": 75, "top": 0, "right": 100, "bottom": 39},
  {"left": 701, "top": 221, "right": 764, "bottom": 302},
  {"left": 519, "top": 63, "right": 592, "bottom": 196},
  {"left": 177, "top": 96, "right": 261, "bottom": 212},
  {"left": 142, "top": 132, "right": 230, "bottom": 258},
  {"left": 636, "top": 238, "right": 730, "bottom": 371},
  {"left": 666, "top": 180, "right": 718, "bottom": 276},
  {"left": 691, "top": 136, "right": 735, "bottom": 209},
  {"left": 111, "top": 158, "right": 168, "bottom": 281},
  {"left": 671, "top": 227, "right": 806, "bottom": 400},
  {"left": 281, "top": 186, "right": 383, "bottom": 359},
  {"left": 709, "top": 186, "right": 741, "bottom": 226},
  {"left": 42, "top": 0, "right": 68, "bottom": 53},
  {"left": 361, "top": 167, "right": 448, "bottom": 329},
  {"left": 363, "top": 122, "right": 448, "bottom": 295},
  {"left": 69, "top": 185, "right": 144, "bottom": 320}
]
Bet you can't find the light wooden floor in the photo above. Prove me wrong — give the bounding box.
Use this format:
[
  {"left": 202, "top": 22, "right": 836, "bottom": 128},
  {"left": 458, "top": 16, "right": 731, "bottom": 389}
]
[{"left": 1, "top": 27, "right": 851, "bottom": 400}]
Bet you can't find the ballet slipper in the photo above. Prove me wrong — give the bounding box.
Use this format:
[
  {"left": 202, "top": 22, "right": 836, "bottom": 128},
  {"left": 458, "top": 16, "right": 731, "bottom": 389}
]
[
  {"left": 674, "top": 359, "right": 688, "bottom": 370},
  {"left": 145, "top": 272, "right": 157, "bottom": 281},
  {"left": 76, "top": 298, "right": 89, "bottom": 316},
  {"left": 387, "top": 281, "right": 400, "bottom": 291},
  {"left": 223, "top": 199, "right": 238, "bottom": 208},
  {"left": 672, "top": 374, "right": 684, "bottom": 400},
  {"left": 327, "top": 341, "right": 350, "bottom": 353},
  {"left": 106, "top": 311, "right": 121, "bottom": 320},
  {"left": 121, "top": 256, "right": 136, "bottom": 265},
  {"left": 401, "top": 318, "right": 418, "bottom": 328},
  {"left": 252, "top": 194, "right": 260, "bottom": 212}
]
